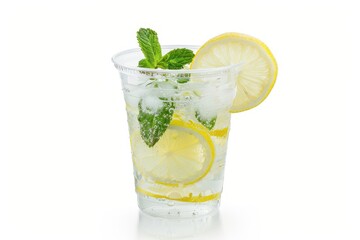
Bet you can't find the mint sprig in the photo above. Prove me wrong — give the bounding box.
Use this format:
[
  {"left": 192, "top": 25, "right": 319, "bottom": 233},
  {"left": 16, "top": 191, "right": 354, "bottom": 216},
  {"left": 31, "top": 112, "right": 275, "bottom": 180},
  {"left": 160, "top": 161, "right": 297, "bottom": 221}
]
[
  {"left": 137, "top": 28, "right": 194, "bottom": 69},
  {"left": 136, "top": 28, "right": 195, "bottom": 147}
]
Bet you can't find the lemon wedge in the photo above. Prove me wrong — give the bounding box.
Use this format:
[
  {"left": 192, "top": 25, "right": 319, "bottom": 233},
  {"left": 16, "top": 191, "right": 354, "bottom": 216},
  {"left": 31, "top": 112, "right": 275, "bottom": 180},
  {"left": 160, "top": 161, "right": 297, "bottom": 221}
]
[
  {"left": 131, "top": 119, "right": 215, "bottom": 186},
  {"left": 191, "top": 32, "right": 278, "bottom": 112}
]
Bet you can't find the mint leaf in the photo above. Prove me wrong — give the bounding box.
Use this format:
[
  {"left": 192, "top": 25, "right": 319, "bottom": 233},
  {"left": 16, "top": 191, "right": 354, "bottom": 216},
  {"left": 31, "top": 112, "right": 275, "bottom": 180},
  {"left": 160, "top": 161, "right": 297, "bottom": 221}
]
[
  {"left": 157, "top": 48, "right": 195, "bottom": 69},
  {"left": 138, "top": 58, "right": 154, "bottom": 68},
  {"left": 177, "top": 77, "right": 190, "bottom": 84},
  {"left": 137, "top": 28, "right": 162, "bottom": 67},
  {"left": 138, "top": 99, "right": 175, "bottom": 147},
  {"left": 195, "top": 111, "right": 217, "bottom": 130}
]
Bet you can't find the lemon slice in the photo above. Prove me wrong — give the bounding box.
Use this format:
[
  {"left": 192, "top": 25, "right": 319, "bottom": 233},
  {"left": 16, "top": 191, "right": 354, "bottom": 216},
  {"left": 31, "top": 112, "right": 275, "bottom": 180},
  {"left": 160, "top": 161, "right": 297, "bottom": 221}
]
[
  {"left": 210, "top": 128, "right": 228, "bottom": 138},
  {"left": 191, "top": 32, "right": 278, "bottom": 112},
  {"left": 187, "top": 120, "right": 228, "bottom": 138},
  {"left": 131, "top": 119, "right": 215, "bottom": 186},
  {"left": 174, "top": 112, "right": 229, "bottom": 138},
  {"left": 136, "top": 186, "right": 221, "bottom": 202}
]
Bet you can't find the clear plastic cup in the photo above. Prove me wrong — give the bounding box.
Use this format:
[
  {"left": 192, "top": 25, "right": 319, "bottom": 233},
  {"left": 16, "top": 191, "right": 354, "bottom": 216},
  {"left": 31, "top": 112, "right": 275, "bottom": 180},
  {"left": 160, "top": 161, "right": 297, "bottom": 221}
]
[{"left": 112, "top": 46, "right": 237, "bottom": 218}]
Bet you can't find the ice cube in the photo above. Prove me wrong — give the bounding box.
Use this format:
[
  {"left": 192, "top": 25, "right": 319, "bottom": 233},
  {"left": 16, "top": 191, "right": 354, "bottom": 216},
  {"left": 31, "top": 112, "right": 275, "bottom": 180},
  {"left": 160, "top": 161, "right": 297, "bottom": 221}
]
[{"left": 142, "top": 95, "right": 164, "bottom": 113}]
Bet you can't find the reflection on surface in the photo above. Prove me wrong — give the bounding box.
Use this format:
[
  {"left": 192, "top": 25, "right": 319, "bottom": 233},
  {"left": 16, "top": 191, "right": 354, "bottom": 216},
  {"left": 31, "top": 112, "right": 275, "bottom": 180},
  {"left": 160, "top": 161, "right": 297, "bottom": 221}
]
[{"left": 137, "top": 209, "right": 222, "bottom": 239}]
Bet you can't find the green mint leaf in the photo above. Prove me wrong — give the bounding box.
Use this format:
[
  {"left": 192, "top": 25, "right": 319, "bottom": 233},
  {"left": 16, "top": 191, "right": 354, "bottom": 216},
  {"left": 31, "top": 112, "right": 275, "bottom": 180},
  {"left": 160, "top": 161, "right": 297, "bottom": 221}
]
[
  {"left": 137, "top": 28, "right": 162, "bottom": 67},
  {"left": 138, "top": 99, "right": 175, "bottom": 147},
  {"left": 195, "top": 111, "right": 217, "bottom": 130},
  {"left": 157, "top": 48, "right": 194, "bottom": 69},
  {"left": 138, "top": 58, "right": 154, "bottom": 68},
  {"left": 177, "top": 77, "right": 190, "bottom": 84}
]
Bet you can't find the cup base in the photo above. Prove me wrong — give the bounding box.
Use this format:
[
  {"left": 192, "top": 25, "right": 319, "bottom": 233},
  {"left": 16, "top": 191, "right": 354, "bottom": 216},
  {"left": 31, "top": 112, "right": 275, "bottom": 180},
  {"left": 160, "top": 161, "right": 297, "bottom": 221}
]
[{"left": 137, "top": 194, "right": 220, "bottom": 219}]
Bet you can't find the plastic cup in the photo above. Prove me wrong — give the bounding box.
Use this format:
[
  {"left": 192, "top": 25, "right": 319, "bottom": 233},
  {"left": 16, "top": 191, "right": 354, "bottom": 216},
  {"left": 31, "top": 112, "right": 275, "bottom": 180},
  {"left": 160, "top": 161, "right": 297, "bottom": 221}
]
[{"left": 112, "top": 46, "right": 237, "bottom": 218}]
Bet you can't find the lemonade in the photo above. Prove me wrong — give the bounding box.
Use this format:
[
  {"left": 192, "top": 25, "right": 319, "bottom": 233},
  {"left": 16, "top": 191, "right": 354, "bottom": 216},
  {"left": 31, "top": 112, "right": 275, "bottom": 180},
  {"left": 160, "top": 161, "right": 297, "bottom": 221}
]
[
  {"left": 118, "top": 48, "right": 236, "bottom": 217},
  {"left": 112, "top": 28, "right": 277, "bottom": 218}
]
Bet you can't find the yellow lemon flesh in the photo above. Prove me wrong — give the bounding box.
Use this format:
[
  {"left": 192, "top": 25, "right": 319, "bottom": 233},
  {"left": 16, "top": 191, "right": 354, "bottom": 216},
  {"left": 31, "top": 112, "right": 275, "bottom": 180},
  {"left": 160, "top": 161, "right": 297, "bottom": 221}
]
[{"left": 131, "top": 119, "right": 215, "bottom": 186}]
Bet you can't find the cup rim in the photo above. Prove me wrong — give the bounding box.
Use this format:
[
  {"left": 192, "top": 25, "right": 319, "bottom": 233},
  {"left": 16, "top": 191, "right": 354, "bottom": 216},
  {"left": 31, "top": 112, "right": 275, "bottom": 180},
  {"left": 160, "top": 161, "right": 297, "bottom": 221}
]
[{"left": 111, "top": 45, "right": 242, "bottom": 75}]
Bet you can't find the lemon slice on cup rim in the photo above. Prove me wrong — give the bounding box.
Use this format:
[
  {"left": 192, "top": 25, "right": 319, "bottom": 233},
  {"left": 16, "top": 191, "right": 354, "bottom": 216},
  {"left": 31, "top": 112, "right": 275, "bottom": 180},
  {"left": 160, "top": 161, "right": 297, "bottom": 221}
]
[{"left": 190, "top": 32, "right": 278, "bottom": 112}]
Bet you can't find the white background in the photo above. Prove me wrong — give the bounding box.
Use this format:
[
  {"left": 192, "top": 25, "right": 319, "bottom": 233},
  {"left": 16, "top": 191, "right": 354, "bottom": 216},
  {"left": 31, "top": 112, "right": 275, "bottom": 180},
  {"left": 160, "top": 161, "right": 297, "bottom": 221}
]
[{"left": 1, "top": 0, "right": 359, "bottom": 239}]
